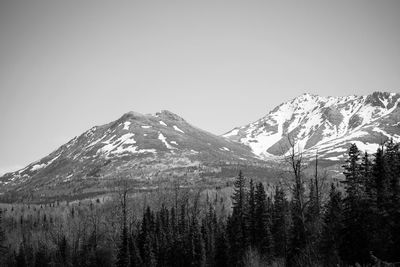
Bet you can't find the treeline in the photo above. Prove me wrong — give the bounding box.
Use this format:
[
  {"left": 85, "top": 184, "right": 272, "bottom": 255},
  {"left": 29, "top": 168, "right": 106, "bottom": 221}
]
[{"left": 1, "top": 139, "right": 400, "bottom": 266}]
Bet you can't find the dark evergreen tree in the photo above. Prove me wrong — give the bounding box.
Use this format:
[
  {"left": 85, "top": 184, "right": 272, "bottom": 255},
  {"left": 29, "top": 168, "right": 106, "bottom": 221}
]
[
  {"left": 254, "top": 182, "right": 273, "bottom": 259},
  {"left": 34, "top": 243, "right": 49, "bottom": 267},
  {"left": 288, "top": 177, "right": 307, "bottom": 265},
  {"left": 189, "top": 217, "right": 205, "bottom": 267},
  {"left": 15, "top": 244, "right": 26, "bottom": 267},
  {"left": 340, "top": 143, "right": 371, "bottom": 265},
  {"left": 202, "top": 205, "right": 216, "bottom": 266},
  {"left": 272, "top": 185, "right": 288, "bottom": 260},
  {"left": 247, "top": 179, "right": 256, "bottom": 248},
  {"left": 139, "top": 207, "right": 156, "bottom": 267},
  {"left": 214, "top": 229, "right": 229, "bottom": 267},
  {"left": 320, "top": 184, "right": 343, "bottom": 267},
  {"left": 128, "top": 234, "right": 142, "bottom": 267},
  {"left": 117, "top": 223, "right": 129, "bottom": 267},
  {"left": 227, "top": 170, "right": 248, "bottom": 266},
  {"left": 0, "top": 210, "right": 6, "bottom": 258}
]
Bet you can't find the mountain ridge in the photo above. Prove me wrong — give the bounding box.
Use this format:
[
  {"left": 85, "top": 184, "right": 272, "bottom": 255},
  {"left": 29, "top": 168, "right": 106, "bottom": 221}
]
[
  {"left": 224, "top": 91, "right": 400, "bottom": 161},
  {"left": 1, "top": 91, "right": 399, "bottom": 201}
]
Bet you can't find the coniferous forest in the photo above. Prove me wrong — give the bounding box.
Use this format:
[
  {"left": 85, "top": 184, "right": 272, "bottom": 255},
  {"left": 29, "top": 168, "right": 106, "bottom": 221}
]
[{"left": 1, "top": 140, "right": 400, "bottom": 266}]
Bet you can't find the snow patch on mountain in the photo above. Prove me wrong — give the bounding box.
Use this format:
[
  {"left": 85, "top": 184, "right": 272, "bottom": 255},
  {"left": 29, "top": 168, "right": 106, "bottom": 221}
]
[
  {"left": 123, "top": 121, "right": 131, "bottom": 130},
  {"left": 173, "top": 125, "right": 185, "bottom": 133},
  {"left": 31, "top": 154, "right": 61, "bottom": 172},
  {"left": 99, "top": 133, "right": 136, "bottom": 155},
  {"left": 158, "top": 132, "right": 175, "bottom": 150},
  {"left": 224, "top": 92, "right": 400, "bottom": 161}
]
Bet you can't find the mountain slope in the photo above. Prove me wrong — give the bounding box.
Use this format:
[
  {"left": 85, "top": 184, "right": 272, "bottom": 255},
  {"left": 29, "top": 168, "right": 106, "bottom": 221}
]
[
  {"left": 2, "top": 91, "right": 399, "bottom": 202},
  {"left": 224, "top": 92, "right": 400, "bottom": 161},
  {"left": 0, "top": 110, "right": 261, "bottom": 201}
]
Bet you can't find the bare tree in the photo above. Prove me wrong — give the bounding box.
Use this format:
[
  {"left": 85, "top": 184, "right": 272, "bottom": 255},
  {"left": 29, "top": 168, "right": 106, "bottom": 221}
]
[{"left": 286, "top": 135, "right": 306, "bottom": 225}]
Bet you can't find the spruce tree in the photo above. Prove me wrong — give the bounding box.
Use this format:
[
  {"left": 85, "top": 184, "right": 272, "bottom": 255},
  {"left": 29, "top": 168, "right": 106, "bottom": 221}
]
[
  {"left": 0, "top": 210, "right": 6, "bottom": 258},
  {"left": 272, "top": 185, "right": 288, "bottom": 260},
  {"left": 128, "top": 234, "right": 142, "bottom": 267},
  {"left": 247, "top": 179, "right": 256, "bottom": 247},
  {"left": 139, "top": 207, "right": 156, "bottom": 267},
  {"left": 117, "top": 224, "right": 129, "bottom": 267},
  {"left": 228, "top": 170, "right": 248, "bottom": 265},
  {"left": 15, "top": 244, "right": 26, "bottom": 267},
  {"left": 189, "top": 217, "right": 205, "bottom": 267},
  {"left": 214, "top": 228, "right": 229, "bottom": 267},
  {"left": 320, "top": 184, "right": 343, "bottom": 267},
  {"left": 340, "top": 143, "right": 371, "bottom": 265},
  {"left": 254, "top": 182, "right": 273, "bottom": 260},
  {"left": 34, "top": 243, "right": 49, "bottom": 267}
]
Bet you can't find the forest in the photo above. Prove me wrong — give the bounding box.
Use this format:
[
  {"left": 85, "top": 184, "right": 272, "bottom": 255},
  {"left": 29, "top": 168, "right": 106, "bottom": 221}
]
[{"left": 0, "top": 139, "right": 400, "bottom": 267}]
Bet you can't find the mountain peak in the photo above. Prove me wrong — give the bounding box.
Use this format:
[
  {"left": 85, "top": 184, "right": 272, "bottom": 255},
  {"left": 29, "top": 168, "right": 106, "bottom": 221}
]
[
  {"left": 156, "top": 110, "right": 186, "bottom": 122},
  {"left": 122, "top": 111, "right": 144, "bottom": 119},
  {"left": 366, "top": 91, "right": 400, "bottom": 108},
  {"left": 224, "top": 91, "right": 400, "bottom": 161}
]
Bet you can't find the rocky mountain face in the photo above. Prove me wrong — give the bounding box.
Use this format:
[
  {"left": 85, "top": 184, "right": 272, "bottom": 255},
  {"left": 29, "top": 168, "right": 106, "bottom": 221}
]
[
  {"left": 1, "top": 92, "right": 399, "bottom": 202},
  {"left": 224, "top": 92, "right": 400, "bottom": 161}
]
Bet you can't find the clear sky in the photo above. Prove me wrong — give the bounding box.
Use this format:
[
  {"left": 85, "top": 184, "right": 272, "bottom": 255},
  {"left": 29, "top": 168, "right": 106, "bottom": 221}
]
[{"left": 1, "top": 0, "right": 400, "bottom": 175}]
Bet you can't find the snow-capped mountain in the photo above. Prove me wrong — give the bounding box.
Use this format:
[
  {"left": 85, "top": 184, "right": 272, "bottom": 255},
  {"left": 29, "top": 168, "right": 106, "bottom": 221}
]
[
  {"left": 0, "top": 110, "right": 262, "bottom": 201},
  {"left": 224, "top": 92, "right": 400, "bottom": 161},
  {"left": 1, "top": 91, "right": 399, "bottom": 202}
]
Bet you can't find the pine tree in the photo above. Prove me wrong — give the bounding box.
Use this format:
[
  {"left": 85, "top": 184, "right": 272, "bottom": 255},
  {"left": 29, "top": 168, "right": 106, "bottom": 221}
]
[
  {"left": 320, "top": 184, "right": 343, "bottom": 267},
  {"left": 0, "top": 210, "right": 7, "bottom": 258},
  {"left": 202, "top": 205, "right": 216, "bottom": 266},
  {"left": 373, "top": 148, "right": 389, "bottom": 210},
  {"left": 272, "top": 185, "right": 288, "bottom": 260},
  {"left": 189, "top": 217, "right": 205, "bottom": 267},
  {"left": 128, "top": 234, "right": 142, "bottom": 267},
  {"left": 117, "top": 179, "right": 130, "bottom": 267},
  {"left": 340, "top": 143, "right": 371, "bottom": 265},
  {"left": 214, "top": 226, "right": 229, "bottom": 267},
  {"left": 227, "top": 170, "right": 248, "bottom": 265},
  {"left": 361, "top": 152, "right": 374, "bottom": 199},
  {"left": 342, "top": 143, "right": 363, "bottom": 199},
  {"left": 117, "top": 223, "right": 129, "bottom": 267},
  {"left": 288, "top": 175, "right": 307, "bottom": 265},
  {"left": 232, "top": 170, "right": 247, "bottom": 221},
  {"left": 56, "top": 235, "right": 70, "bottom": 266},
  {"left": 253, "top": 182, "right": 273, "bottom": 258},
  {"left": 15, "top": 244, "right": 26, "bottom": 267},
  {"left": 247, "top": 179, "right": 257, "bottom": 247},
  {"left": 34, "top": 243, "right": 49, "bottom": 267},
  {"left": 139, "top": 207, "right": 156, "bottom": 267}
]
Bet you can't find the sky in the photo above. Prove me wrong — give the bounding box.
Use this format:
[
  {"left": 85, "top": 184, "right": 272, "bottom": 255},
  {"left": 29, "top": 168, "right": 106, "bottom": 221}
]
[{"left": 0, "top": 0, "right": 400, "bottom": 175}]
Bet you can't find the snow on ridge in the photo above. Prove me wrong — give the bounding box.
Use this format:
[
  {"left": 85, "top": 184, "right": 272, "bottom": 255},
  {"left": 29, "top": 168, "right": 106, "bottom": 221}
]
[
  {"left": 31, "top": 163, "right": 46, "bottom": 171},
  {"left": 173, "top": 125, "right": 185, "bottom": 133},
  {"left": 159, "top": 121, "right": 167, "bottom": 126},
  {"left": 99, "top": 133, "right": 136, "bottom": 154},
  {"left": 31, "top": 154, "right": 61, "bottom": 172},
  {"left": 123, "top": 121, "right": 131, "bottom": 130},
  {"left": 223, "top": 92, "right": 400, "bottom": 159},
  {"left": 223, "top": 128, "right": 239, "bottom": 137},
  {"left": 85, "top": 135, "right": 108, "bottom": 149},
  {"left": 141, "top": 125, "right": 152, "bottom": 129},
  {"left": 158, "top": 132, "right": 175, "bottom": 150}
]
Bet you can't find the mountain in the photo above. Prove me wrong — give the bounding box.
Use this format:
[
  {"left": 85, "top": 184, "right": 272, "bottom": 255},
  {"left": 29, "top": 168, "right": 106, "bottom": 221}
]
[
  {"left": 0, "top": 110, "right": 266, "bottom": 202},
  {"left": 1, "top": 91, "right": 399, "bottom": 202},
  {"left": 224, "top": 91, "right": 400, "bottom": 161}
]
